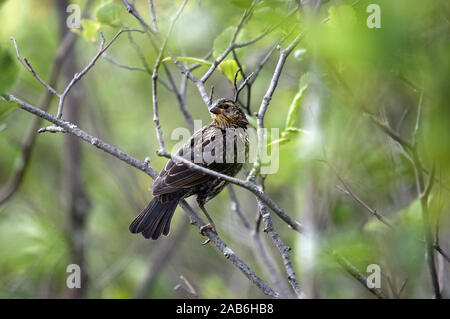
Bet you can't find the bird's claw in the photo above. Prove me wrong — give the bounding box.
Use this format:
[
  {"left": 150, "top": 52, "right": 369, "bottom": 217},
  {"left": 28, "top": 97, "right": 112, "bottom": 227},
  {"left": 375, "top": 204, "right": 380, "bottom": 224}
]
[
  {"left": 200, "top": 223, "right": 216, "bottom": 235},
  {"left": 200, "top": 223, "right": 217, "bottom": 245}
]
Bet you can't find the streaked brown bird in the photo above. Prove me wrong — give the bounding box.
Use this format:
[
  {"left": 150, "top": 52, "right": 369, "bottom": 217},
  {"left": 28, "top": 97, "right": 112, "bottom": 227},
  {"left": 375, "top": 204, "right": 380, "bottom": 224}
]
[{"left": 129, "top": 98, "right": 249, "bottom": 239}]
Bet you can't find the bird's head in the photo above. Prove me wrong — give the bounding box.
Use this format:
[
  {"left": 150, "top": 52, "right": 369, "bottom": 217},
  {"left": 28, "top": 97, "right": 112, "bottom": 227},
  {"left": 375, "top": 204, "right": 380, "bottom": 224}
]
[{"left": 209, "top": 98, "right": 248, "bottom": 129}]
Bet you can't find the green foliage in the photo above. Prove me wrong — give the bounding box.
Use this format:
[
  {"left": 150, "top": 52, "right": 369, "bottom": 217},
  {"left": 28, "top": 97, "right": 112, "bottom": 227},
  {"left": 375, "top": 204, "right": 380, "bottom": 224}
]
[
  {"left": 95, "top": 1, "right": 122, "bottom": 27},
  {"left": 229, "top": 0, "right": 253, "bottom": 9},
  {"left": 0, "top": 97, "right": 16, "bottom": 120},
  {"left": 270, "top": 72, "right": 311, "bottom": 146},
  {"left": 0, "top": 211, "right": 69, "bottom": 280},
  {"left": 285, "top": 73, "right": 311, "bottom": 128},
  {"left": 0, "top": 47, "right": 18, "bottom": 94},
  {"left": 327, "top": 5, "right": 357, "bottom": 29},
  {"left": 218, "top": 59, "right": 243, "bottom": 83},
  {"left": 73, "top": 19, "right": 101, "bottom": 42}
]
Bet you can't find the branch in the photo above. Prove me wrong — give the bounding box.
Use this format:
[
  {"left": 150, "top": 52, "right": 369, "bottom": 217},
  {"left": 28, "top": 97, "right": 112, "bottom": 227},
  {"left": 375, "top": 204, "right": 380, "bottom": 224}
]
[
  {"left": 122, "top": 0, "right": 153, "bottom": 32},
  {"left": 148, "top": 0, "right": 158, "bottom": 32},
  {"left": 248, "top": 33, "right": 303, "bottom": 181},
  {"left": 156, "top": 149, "right": 305, "bottom": 234},
  {"left": 57, "top": 28, "right": 144, "bottom": 118},
  {"left": 151, "top": 0, "right": 187, "bottom": 150},
  {"left": 4, "top": 94, "right": 158, "bottom": 178},
  {"left": 228, "top": 185, "right": 293, "bottom": 298},
  {"left": 178, "top": 200, "right": 279, "bottom": 298},
  {"left": 332, "top": 251, "right": 388, "bottom": 299},
  {"left": 370, "top": 107, "right": 442, "bottom": 298},
  {"left": 322, "top": 161, "right": 393, "bottom": 229},
  {"left": 256, "top": 185, "right": 304, "bottom": 299},
  {"left": 11, "top": 37, "right": 59, "bottom": 96},
  {"left": 0, "top": 30, "right": 78, "bottom": 205}
]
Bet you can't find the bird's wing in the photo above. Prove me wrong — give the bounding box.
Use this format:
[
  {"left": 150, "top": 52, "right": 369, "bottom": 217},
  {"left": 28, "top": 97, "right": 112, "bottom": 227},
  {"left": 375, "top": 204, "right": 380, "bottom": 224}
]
[{"left": 152, "top": 125, "right": 236, "bottom": 196}]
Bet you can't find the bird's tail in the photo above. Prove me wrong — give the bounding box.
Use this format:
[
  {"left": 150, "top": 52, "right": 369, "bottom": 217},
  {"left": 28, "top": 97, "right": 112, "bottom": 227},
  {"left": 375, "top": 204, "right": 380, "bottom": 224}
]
[{"left": 129, "top": 197, "right": 179, "bottom": 240}]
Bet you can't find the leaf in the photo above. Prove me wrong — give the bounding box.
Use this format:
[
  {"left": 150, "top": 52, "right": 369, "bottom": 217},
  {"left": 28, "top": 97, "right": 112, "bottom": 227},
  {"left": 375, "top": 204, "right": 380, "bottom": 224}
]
[
  {"left": 0, "top": 47, "right": 19, "bottom": 95},
  {"left": 162, "top": 56, "right": 212, "bottom": 66},
  {"left": 218, "top": 59, "right": 243, "bottom": 83},
  {"left": 213, "top": 27, "right": 247, "bottom": 60},
  {"left": 73, "top": 19, "right": 101, "bottom": 43},
  {"left": 96, "top": 1, "right": 122, "bottom": 26},
  {"left": 285, "top": 72, "right": 311, "bottom": 128}
]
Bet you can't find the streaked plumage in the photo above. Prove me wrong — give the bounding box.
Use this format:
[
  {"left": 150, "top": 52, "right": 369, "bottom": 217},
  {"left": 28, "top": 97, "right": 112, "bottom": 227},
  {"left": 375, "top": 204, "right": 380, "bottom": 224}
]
[{"left": 130, "top": 98, "right": 249, "bottom": 239}]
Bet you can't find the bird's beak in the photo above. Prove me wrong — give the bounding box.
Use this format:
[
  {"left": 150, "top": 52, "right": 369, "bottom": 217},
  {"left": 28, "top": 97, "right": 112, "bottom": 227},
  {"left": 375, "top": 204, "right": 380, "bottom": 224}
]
[{"left": 209, "top": 106, "right": 222, "bottom": 115}]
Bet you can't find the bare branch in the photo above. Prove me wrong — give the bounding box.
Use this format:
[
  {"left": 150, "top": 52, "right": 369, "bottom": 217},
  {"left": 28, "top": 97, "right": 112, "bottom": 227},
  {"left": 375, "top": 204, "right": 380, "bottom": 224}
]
[
  {"left": 256, "top": 186, "right": 304, "bottom": 299},
  {"left": 122, "top": 0, "right": 153, "bottom": 32},
  {"left": 178, "top": 200, "right": 279, "bottom": 298},
  {"left": 370, "top": 107, "right": 441, "bottom": 298},
  {"left": 332, "top": 251, "right": 388, "bottom": 299},
  {"left": 0, "top": 31, "right": 78, "bottom": 205},
  {"left": 155, "top": 149, "right": 305, "bottom": 234},
  {"left": 148, "top": 0, "right": 158, "bottom": 32},
  {"left": 57, "top": 28, "right": 145, "bottom": 118},
  {"left": 11, "top": 37, "right": 60, "bottom": 97}
]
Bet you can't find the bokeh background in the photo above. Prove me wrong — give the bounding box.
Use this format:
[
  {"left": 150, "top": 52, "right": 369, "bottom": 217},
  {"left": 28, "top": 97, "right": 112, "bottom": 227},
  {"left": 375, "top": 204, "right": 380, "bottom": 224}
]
[{"left": 0, "top": 0, "right": 449, "bottom": 298}]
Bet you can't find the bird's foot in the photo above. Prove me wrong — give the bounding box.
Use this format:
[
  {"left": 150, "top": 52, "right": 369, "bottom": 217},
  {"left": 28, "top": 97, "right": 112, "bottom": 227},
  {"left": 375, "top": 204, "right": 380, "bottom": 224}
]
[{"left": 200, "top": 223, "right": 217, "bottom": 245}]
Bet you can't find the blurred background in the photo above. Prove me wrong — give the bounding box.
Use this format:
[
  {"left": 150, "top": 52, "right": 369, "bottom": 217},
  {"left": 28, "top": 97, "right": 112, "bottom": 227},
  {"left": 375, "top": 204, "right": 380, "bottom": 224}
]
[{"left": 0, "top": 0, "right": 449, "bottom": 298}]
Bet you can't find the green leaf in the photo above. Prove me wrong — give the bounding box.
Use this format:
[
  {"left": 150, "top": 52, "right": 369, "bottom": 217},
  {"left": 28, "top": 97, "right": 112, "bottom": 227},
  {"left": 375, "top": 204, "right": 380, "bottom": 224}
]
[
  {"left": 73, "top": 19, "right": 101, "bottom": 43},
  {"left": 0, "top": 47, "right": 19, "bottom": 95},
  {"left": 218, "top": 59, "right": 243, "bottom": 83},
  {"left": 96, "top": 1, "right": 122, "bottom": 26},
  {"left": 213, "top": 27, "right": 247, "bottom": 59},
  {"left": 162, "top": 56, "right": 212, "bottom": 66},
  {"left": 285, "top": 72, "right": 311, "bottom": 128}
]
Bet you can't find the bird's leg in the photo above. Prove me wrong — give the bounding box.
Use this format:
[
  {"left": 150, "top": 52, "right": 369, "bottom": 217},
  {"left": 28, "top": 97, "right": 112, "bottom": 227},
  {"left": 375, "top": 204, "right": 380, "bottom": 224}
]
[{"left": 197, "top": 199, "right": 217, "bottom": 240}]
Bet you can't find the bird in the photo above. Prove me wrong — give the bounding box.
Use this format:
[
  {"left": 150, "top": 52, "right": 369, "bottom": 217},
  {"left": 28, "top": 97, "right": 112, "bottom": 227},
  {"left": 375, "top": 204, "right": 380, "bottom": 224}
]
[{"left": 129, "top": 98, "right": 249, "bottom": 240}]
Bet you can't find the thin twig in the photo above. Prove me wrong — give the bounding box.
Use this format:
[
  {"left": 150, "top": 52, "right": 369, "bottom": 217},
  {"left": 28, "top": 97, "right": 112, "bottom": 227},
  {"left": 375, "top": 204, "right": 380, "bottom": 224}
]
[
  {"left": 122, "top": 0, "right": 153, "bottom": 32},
  {"left": 148, "top": 0, "right": 158, "bottom": 32},
  {"left": 370, "top": 110, "right": 442, "bottom": 299},
  {"left": 332, "top": 251, "right": 388, "bottom": 299},
  {"left": 256, "top": 184, "right": 304, "bottom": 299},
  {"left": 57, "top": 29, "right": 145, "bottom": 118},
  {"left": 151, "top": 0, "right": 187, "bottom": 149},
  {"left": 156, "top": 148, "right": 305, "bottom": 234},
  {"left": 11, "top": 37, "right": 60, "bottom": 97}
]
